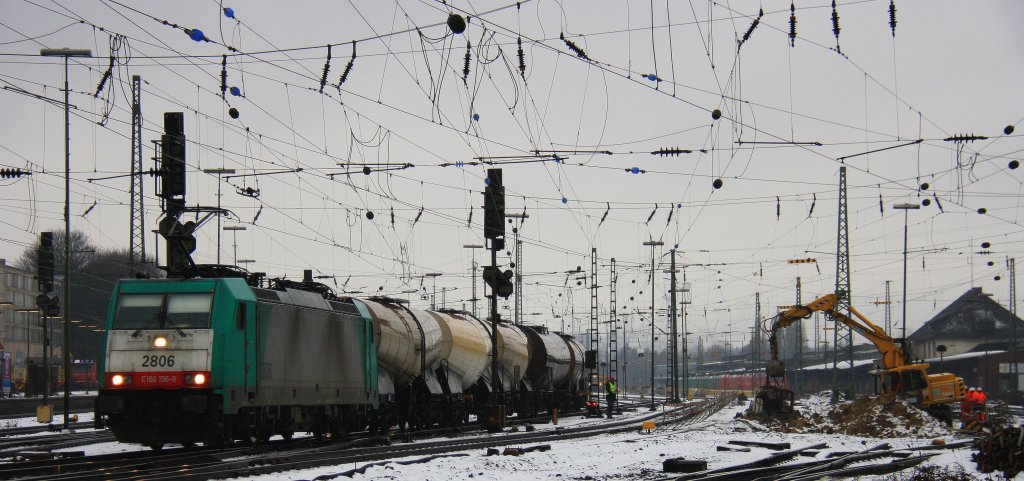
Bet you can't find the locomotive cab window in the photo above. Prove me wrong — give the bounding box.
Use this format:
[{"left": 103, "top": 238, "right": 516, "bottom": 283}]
[{"left": 114, "top": 292, "right": 214, "bottom": 330}]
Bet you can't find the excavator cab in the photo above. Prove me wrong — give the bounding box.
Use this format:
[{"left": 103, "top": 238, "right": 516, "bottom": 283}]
[{"left": 880, "top": 368, "right": 927, "bottom": 402}]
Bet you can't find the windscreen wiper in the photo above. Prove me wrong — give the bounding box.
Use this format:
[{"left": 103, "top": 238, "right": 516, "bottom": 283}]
[{"left": 164, "top": 318, "right": 188, "bottom": 337}]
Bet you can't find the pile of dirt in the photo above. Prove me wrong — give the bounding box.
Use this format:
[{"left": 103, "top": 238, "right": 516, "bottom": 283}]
[{"left": 752, "top": 392, "right": 949, "bottom": 438}]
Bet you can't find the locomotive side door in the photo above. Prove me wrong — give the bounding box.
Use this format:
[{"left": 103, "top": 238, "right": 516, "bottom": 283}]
[{"left": 238, "top": 300, "right": 258, "bottom": 396}]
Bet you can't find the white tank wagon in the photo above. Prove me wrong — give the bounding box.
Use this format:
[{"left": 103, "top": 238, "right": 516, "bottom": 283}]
[
  {"left": 494, "top": 323, "right": 531, "bottom": 392},
  {"left": 356, "top": 298, "right": 444, "bottom": 393},
  {"left": 426, "top": 310, "right": 490, "bottom": 394},
  {"left": 521, "top": 325, "right": 572, "bottom": 390},
  {"left": 560, "top": 332, "right": 586, "bottom": 391}
]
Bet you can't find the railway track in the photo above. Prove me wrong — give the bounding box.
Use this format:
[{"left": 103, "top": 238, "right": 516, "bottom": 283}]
[
  {"left": 0, "top": 396, "right": 731, "bottom": 480},
  {"left": 654, "top": 438, "right": 972, "bottom": 481}
]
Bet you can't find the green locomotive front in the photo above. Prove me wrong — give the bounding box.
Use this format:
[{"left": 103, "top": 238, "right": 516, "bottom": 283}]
[{"left": 94, "top": 278, "right": 378, "bottom": 448}]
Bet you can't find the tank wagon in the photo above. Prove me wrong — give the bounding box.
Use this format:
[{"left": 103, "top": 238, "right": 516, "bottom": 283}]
[{"left": 95, "top": 277, "right": 586, "bottom": 448}]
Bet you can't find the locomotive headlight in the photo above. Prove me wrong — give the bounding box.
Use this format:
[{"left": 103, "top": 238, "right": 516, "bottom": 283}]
[
  {"left": 111, "top": 374, "right": 125, "bottom": 386},
  {"left": 152, "top": 336, "right": 168, "bottom": 348},
  {"left": 194, "top": 373, "right": 206, "bottom": 385}
]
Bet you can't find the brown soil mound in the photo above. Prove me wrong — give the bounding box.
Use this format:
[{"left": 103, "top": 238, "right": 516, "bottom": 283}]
[{"left": 749, "top": 392, "right": 949, "bottom": 438}]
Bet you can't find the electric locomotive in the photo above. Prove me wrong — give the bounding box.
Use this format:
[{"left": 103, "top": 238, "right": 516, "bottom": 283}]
[{"left": 94, "top": 277, "right": 378, "bottom": 449}]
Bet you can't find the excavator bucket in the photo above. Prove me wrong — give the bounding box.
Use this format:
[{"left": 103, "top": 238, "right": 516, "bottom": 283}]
[{"left": 749, "top": 385, "right": 795, "bottom": 419}]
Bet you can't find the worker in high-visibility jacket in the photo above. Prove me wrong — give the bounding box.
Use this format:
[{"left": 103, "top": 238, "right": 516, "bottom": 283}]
[
  {"left": 961, "top": 387, "right": 975, "bottom": 427},
  {"left": 606, "top": 376, "right": 617, "bottom": 419},
  {"left": 976, "top": 387, "right": 988, "bottom": 423}
]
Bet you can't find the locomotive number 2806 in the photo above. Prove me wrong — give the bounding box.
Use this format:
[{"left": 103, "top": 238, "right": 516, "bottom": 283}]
[{"left": 141, "top": 355, "right": 175, "bottom": 367}]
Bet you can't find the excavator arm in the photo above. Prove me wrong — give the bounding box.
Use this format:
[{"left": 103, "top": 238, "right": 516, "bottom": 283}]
[{"left": 767, "top": 294, "right": 908, "bottom": 371}]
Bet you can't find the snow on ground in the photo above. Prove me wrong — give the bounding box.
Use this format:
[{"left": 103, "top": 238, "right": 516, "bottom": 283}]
[
  {"left": 0, "top": 396, "right": 1005, "bottom": 480},
  {"left": 235, "top": 398, "right": 997, "bottom": 481}
]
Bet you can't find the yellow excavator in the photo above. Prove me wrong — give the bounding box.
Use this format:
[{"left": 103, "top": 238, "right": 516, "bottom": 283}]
[{"left": 752, "top": 294, "right": 965, "bottom": 423}]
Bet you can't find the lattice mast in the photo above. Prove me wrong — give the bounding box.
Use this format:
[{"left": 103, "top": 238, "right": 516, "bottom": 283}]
[
  {"left": 608, "top": 258, "right": 619, "bottom": 400},
  {"left": 795, "top": 277, "right": 803, "bottom": 395},
  {"left": 589, "top": 247, "right": 600, "bottom": 405},
  {"left": 129, "top": 75, "right": 145, "bottom": 276},
  {"left": 832, "top": 165, "right": 854, "bottom": 402}
]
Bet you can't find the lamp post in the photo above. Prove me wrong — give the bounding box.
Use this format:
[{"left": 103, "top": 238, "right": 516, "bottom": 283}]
[
  {"left": 40, "top": 47, "right": 91, "bottom": 430},
  {"left": 893, "top": 203, "right": 920, "bottom": 342},
  {"left": 643, "top": 240, "right": 663, "bottom": 410},
  {"left": 463, "top": 244, "right": 484, "bottom": 317},
  {"left": 425, "top": 273, "right": 442, "bottom": 310},
  {"left": 223, "top": 226, "right": 246, "bottom": 266},
  {"left": 203, "top": 168, "right": 236, "bottom": 264}
]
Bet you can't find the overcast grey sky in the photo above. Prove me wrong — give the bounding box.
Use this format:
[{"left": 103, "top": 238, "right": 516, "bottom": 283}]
[{"left": 1, "top": 0, "right": 1022, "bottom": 353}]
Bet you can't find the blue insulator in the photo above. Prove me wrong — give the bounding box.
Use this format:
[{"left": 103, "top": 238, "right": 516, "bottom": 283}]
[
  {"left": 484, "top": 177, "right": 491, "bottom": 186},
  {"left": 630, "top": 167, "right": 640, "bottom": 174},
  {"left": 230, "top": 86, "right": 241, "bottom": 96},
  {"left": 676, "top": 203, "right": 682, "bottom": 208},
  {"left": 223, "top": 8, "right": 235, "bottom": 18},
  {"left": 189, "top": 29, "right": 205, "bottom": 42},
  {"left": 647, "top": 74, "right": 657, "bottom": 81},
  {"left": 561, "top": 197, "right": 568, "bottom": 204},
  {"left": 473, "top": 113, "right": 480, "bottom": 121}
]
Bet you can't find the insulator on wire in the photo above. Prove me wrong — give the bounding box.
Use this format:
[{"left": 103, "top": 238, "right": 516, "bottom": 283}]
[
  {"left": 94, "top": 56, "right": 114, "bottom": 97},
  {"left": 789, "top": 2, "right": 797, "bottom": 47},
  {"left": 889, "top": 0, "right": 897, "bottom": 37},
  {"left": 808, "top": 193, "right": 816, "bottom": 217},
  {"left": 467, "top": 206, "right": 473, "bottom": 227},
  {"left": 220, "top": 55, "right": 228, "bottom": 97},
  {"left": 599, "top": 202, "right": 610, "bottom": 225},
  {"left": 462, "top": 40, "right": 471, "bottom": 85},
  {"left": 879, "top": 192, "right": 884, "bottom": 216},
  {"left": 517, "top": 37, "right": 526, "bottom": 79},
  {"left": 560, "top": 32, "right": 589, "bottom": 60},
  {"left": 390, "top": 206, "right": 395, "bottom": 227},
  {"left": 319, "top": 45, "right": 332, "bottom": 93},
  {"left": 665, "top": 204, "right": 674, "bottom": 226},
  {"left": 646, "top": 204, "right": 658, "bottom": 224},
  {"left": 933, "top": 193, "right": 944, "bottom": 212},
  {"left": 831, "top": 0, "right": 841, "bottom": 53},
  {"left": 0, "top": 168, "right": 30, "bottom": 178},
  {"left": 944, "top": 134, "right": 988, "bottom": 143},
  {"left": 414, "top": 206, "right": 424, "bottom": 225},
  {"left": 338, "top": 41, "right": 356, "bottom": 88},
  {"left": 738, "top": 8, "right": 762, "bottom": 51},
  {"left": 652, "top": 147, "right": 692, "bottom": 156},
  {"left": 776, "top": 196, "right": 781, "bottom": 220}
]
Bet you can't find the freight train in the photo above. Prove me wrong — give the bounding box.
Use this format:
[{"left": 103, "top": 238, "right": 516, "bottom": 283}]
[{"left": 94, "top": 276, "right": 588, "bottom": 449}]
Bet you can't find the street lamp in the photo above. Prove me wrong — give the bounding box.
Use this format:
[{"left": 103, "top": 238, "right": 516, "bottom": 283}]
[
  {"left": 40, "top": 47, "right": 91, "bottom": 430},
  {"left": 893, "top": 203, "right": 920, "bottom": 342},
  {"left": 463, "top": 244, "right": 484, "bottom": 317},
  {"left": 643, "top": 239, "right": 663, "bottom": 411},
  {"left": 203, "top": 168, "right": 237, "bottom": 264},
  {"left": 223, "top": 225, "right": 246, "bottom": 266}
]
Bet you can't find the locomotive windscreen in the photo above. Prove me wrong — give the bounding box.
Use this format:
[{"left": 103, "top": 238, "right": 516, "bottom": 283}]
[{"left": 113, "top": 292, "right": 213, "bottom": 329}]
